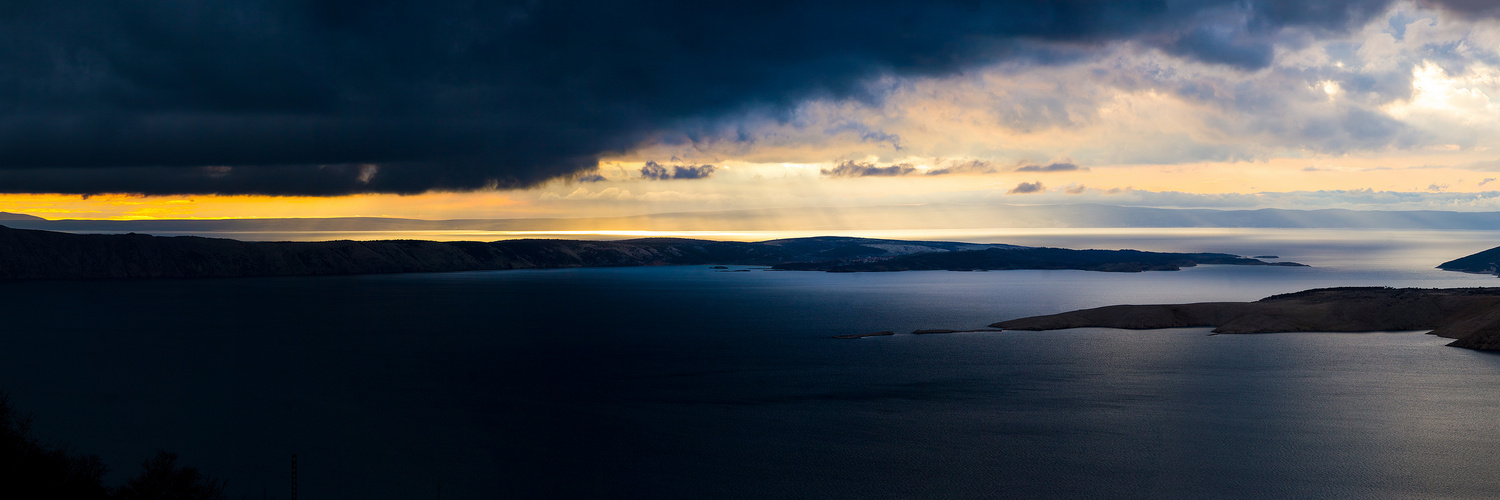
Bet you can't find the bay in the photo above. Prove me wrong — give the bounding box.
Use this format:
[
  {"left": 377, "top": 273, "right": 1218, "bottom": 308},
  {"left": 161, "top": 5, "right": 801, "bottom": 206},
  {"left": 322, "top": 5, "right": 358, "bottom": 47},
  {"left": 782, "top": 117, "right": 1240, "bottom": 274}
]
[{"left": 3, "top": 229, "right": 1500, "bottom": 499}]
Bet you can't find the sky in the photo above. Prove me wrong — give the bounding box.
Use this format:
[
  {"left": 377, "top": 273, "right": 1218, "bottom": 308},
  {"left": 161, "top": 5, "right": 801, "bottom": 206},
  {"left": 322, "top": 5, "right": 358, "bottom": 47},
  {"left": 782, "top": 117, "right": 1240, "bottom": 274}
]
[{"left": 5, "top": 0, "right": 1500, "bottom": 220}]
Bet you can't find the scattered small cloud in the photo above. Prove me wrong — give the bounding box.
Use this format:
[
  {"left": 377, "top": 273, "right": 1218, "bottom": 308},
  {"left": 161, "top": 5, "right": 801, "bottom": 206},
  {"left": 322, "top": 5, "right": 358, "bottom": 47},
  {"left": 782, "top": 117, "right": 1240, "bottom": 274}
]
[
  {"left": 925, "top": 160, "right": 995, "bottom": 176},
  {"left": 1007, "top": 181, "right": 1046, "bottom": 194},
  {"left": 821, "top": 161, "right": 916, "bottom": 178},
  {"left": 641, "top": 161, "right": 717, "bottom": 180},
  {"left": 1015, "top": 162, "right": 1085, "bottom": 173},
  {"left": 1063, "top": 184, "right": 1087, "bottom": 195},
  {"left": 575, "top": 172, "right": 607, "bottom": 182},
  {"left": 1427, "top": 183, "right": 1449, "bottom": 192},
  {"left": 1481, "top": 178, "right": 1497, "bottom": 187}
]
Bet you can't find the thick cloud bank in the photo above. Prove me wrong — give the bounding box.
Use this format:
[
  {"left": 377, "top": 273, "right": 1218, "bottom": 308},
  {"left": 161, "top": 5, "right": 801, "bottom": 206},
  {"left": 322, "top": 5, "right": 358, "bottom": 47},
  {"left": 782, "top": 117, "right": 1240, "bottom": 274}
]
[{"left": 0, "top": 0, "right": 1483, "bottom": 195}]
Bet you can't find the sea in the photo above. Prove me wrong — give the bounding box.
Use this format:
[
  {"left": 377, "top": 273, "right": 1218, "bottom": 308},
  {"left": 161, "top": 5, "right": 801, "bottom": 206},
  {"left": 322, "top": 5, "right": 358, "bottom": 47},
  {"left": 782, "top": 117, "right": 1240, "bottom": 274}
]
[{"left": 4, "top": 228, "right": 1500, "bottom": 499}]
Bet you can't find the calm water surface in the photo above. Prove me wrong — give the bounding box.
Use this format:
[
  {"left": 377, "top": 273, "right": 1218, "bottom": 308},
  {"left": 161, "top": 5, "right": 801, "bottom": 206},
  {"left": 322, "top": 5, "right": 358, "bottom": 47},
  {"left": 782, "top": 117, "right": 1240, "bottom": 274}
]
[{"left": 3, "top": 229, "right": 1500, "bottom": 499}]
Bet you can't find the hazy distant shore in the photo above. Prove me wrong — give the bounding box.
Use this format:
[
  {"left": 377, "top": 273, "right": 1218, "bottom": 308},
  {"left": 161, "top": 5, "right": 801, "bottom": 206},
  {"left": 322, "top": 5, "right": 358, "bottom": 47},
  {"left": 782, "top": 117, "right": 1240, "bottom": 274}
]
[{"left": 0, "top": 225, "right": 1295, "bottom": 280}]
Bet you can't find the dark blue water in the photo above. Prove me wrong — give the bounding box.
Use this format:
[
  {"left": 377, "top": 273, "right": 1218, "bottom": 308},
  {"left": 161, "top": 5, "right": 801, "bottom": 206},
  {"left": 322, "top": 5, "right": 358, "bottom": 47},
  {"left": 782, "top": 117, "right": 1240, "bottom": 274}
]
[{"left": 5, "top": 232, "right": 1500, "bottom": 499}]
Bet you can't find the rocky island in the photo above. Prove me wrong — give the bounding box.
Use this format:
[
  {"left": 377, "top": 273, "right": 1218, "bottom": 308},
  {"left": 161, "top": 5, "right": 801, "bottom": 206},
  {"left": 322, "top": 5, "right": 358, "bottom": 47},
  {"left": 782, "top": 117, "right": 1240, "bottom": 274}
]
[
  {"left": 0, "top": 225, "right": 1296, "bottom": 280},
  {"left": 991, "top": 287, "right": 1500, "bottom": 351}
]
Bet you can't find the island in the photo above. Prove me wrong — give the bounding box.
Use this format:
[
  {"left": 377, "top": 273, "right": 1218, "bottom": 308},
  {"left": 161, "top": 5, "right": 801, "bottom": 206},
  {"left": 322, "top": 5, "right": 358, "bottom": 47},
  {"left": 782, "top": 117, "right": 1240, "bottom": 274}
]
[
  {"left": 0, "top": 225, "right": 1298, "bottom": 280},
  {"left": 989, "top": 287, "right": 1500, "bottom": 351}
]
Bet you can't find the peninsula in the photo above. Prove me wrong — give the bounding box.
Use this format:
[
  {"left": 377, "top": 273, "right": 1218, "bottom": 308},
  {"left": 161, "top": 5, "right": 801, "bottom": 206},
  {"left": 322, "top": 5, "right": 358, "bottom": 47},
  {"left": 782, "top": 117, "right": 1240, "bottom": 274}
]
[
  {"left": 991, "top": 287, "right": 1500, "bottom": 351},
  {"left": 1439, "top": 244, "right": 1500, "bottom": 276},
  {"left": 0, "top": 225, "right": 1295, "bottom": 280}
]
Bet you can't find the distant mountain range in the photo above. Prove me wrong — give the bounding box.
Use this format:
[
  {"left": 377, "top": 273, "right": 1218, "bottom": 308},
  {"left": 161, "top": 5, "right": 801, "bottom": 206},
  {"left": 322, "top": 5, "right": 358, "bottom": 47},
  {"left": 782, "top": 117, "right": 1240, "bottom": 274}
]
[
  {"left": 0, "top": 225, "right": 1290, "bottom": 280},
  {"left": 5, "top": 204, "right": 1500, "bottom": 234}
]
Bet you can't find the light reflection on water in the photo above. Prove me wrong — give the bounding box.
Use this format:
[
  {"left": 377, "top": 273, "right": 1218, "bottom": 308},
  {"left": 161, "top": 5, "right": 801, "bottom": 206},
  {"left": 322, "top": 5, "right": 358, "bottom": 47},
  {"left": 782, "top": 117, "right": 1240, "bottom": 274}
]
[{"left": 1, "top": 229, "right": 1499, "bottom": 499}]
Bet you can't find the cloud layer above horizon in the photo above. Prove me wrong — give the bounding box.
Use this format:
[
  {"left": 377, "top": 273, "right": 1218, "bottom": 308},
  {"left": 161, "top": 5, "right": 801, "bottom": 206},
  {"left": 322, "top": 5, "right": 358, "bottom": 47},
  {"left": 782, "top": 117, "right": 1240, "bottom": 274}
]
[{"left": 5, "top": 0, "right": 1499, "bottom": 198}]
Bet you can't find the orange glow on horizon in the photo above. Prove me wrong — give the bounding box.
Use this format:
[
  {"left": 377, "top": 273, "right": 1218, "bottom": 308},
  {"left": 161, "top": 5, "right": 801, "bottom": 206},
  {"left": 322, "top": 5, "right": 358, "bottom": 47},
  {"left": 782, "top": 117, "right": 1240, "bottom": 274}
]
[
  {"left": 2, "top": 152, "right": 1498, "bottom": 222},
  {"left": 0, "top": 192, "right": 532, "bottom": 221}
]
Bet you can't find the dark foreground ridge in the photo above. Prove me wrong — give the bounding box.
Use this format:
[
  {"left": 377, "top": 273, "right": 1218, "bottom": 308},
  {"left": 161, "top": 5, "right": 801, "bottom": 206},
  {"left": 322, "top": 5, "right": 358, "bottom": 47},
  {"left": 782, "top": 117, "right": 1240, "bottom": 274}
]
[
  {"left": 0, "top": 225, "right": 1296, "bottom": 280},
  {"left": 991, "top": 287, "right": 1500, "bottom": 351}
]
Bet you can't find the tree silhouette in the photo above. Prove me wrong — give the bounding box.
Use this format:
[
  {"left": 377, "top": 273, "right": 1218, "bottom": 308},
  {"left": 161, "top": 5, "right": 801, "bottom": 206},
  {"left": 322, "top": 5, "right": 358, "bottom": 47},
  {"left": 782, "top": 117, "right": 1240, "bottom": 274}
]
[
  {"left": 113, "top": 451, "right": 228, "bottom": 500},
  {"left": 0, "top": 392, "right": 110, "bottom": 499},
  {"left": 3, "top": 391, "right": 233, "bottom": 500}
]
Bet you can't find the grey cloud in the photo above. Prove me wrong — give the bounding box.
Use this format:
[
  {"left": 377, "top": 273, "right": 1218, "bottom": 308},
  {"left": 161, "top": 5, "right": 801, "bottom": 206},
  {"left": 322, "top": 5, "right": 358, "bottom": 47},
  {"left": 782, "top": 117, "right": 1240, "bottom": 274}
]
[
  {"left": 641, "top": 163, "right": 671, "bottom": 180},
  {"left": 1015, "top": 162, "right": 1084, "bottom": 172},
  {"left": 641, "top": 162, "right": 716, "bottom": 180},
  {"left": 1480, "top": 178, "right": 1496, "bottom": 187},
  {"left": 670, "top": 165, "right": 717, "bottom": 180},
  {"left": 925, "top": 160, "right": 995, "bottom": 176},
  {"left": 821, "top": 161, "right": 915, "bottom": 178},
  {"left": 1007, "top": 181, "right": 1046, "bottom": 194},
  {"left": 1162, "top": 25, "right": 1276, "bottom": 69}
]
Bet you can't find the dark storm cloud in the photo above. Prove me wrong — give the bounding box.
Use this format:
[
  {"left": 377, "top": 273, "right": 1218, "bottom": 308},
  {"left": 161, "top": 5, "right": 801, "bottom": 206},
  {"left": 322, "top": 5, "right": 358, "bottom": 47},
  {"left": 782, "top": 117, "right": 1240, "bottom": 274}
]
[
  {"left": 640, "top": 161, "right": 716, "bottom": 180},
  {"left": 1015, "top": 162, "right": 1084, "bottom": 172},
  {"left": 0, "top": 0, "right": 1480, "bottom": 195},
  {"left": 0, "top": 165, "right": 385, "bottom": 196},
  {"left": 1162, "top": 25, "right": 1277, "bottom": 69},
  {"left": 821, "top": 161, "right": 916, "bottom": 178}
]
